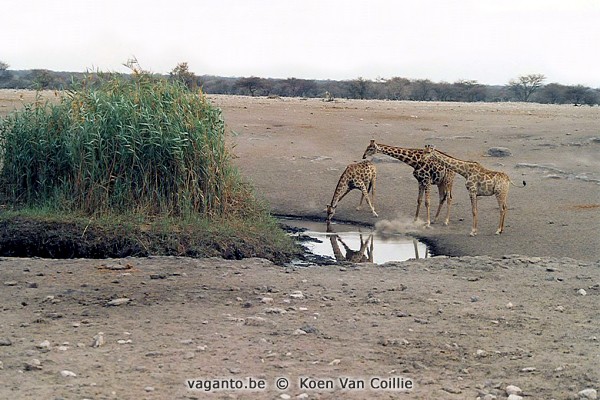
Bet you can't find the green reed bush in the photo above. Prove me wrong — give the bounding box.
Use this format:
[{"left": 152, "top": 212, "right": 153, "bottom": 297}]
[{"left": 0, "top": 71, "right": 253, "bottom": 217}]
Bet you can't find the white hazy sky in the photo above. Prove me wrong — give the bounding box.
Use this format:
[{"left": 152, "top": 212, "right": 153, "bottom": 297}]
[{"left": 2, "top": 0, "right": 599, "bottom": 87}]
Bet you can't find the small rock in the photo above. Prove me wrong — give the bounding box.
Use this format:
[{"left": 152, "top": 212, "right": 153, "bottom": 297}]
[
  {"left": 183, "top": 352, "right": 195, "bottom": 360},
  {"left": 293, "top": 329, "right": 307, "bottom": 335},
  {"left": 289, "top": 291, "right": 304, "bottom": 300},
  {"left": 280, "top": 394, "right": 291, "bottom": 400},
  {"left": 91, "top": 332, "right": 105, "bottom": 348},
  {"left": 24, "top": 359, "right": 42, "bottom": 371},
  {"left": 106, "top": 298, "right": 131, "bottom": 306},
  {"left": 578, "top": 388, "right": 598, "bottom": 399},
  {"left": 60, "top": 370, "right": 77, "bottom": 378},
  {"left": 3, "top": 281, "right": 18, "bottom": 286},
  {"left": 144, "top": 386, "right": 155, "bottom": 392},
  {"left": 487, "top": 147, "right": 512, "bottom": 157},
  {"left": 521, "top": 367, "right": 536, "bottom": 372},
  {"left": 0, "top": 338, "right": 12, "bottom": 346},
  {"left": 264, "top": 307, "right": 287, "bottom": 314},
  {"left": 117, "top": 339, "right": 132, "bottom": 345},
  {"left": 507, "top": 395, "right": 523, "bottom": 400},
  {"left": 506, "top": 302, "right": 514, "bottom": 309},
  {"left": 57, "top": 345, "right": 69, "bottom": 351},
  {"left": 37, "top": 340, "right": 51, "bottom": 350},
  {"left": 328, "top": 359, "right": 341, "bottom": 366},
  {"left": 577, "top": 289, "right": 587, "bottom": 296},
  {"left": 27, "top": 282, "right": 38, "bottom": 288},
  {"left": 260, "top": 297, "right": 274, "bottom": 304},
  {"left": 506, "top": 385, "right": 522, "bottom": 395},
  {"left": 470, "top": 295, "right": 479, "bottom": 302},
  {"left": 476, "top": 349, "right": 487, "bottom": 357},
  {"left": 555, "top": 305, "right": 565, "bottom": 312}
]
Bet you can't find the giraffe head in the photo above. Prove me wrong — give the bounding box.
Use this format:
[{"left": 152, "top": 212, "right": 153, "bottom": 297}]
[
  {"left": 362, "top": 139, "right": 379, "bottom": 159},
  {"left": 422, "top": 144, "right": 436, "bottom": 159}
]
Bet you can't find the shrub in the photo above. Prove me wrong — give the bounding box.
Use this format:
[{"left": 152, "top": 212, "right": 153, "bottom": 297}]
[{"left": 0, "top": 71, "right": 253, "bottom": 217}]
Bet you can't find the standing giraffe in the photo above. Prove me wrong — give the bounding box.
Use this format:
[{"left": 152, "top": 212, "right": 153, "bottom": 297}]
[
  {"left": 362, "top": 140, "right": 455, "bottom": 227},
  {"left": 422, "top": 145, "right": 526, "bottom": 236},
  {"left": 326, "top": 160, "right": 377, "bottom": 222}
]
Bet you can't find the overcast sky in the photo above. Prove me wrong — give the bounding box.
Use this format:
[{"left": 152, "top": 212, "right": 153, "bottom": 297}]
[{"left": 3, "top": 0, "right": 599, "bottom": 87}]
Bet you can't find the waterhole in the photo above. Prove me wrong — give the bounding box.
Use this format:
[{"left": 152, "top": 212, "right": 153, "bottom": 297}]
[{"left": 280, "top": 218, "right": 430, "bottom": 265}]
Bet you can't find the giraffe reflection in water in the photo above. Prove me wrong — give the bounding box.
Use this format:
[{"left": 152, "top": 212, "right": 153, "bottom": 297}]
[{"left": 325, "top": 224, "right": 428, "bottom": 263}]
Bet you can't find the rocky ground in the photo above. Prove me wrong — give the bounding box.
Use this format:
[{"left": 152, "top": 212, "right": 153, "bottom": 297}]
[
  {"left": 0, "top": 255, "right": 598, "bottom": 400},
  {"left": 0, "top": 92, "right": 599, "bottom": 399}
]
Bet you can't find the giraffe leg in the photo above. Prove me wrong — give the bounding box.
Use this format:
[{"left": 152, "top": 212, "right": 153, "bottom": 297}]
[
  {"left": 356, "top": 192, "right": 365, "bottom": 210},
  {"left": 495, "top": 192, "right": 508, "bottom": 235},
  {"left": 469, "top": 192, "right": 478, "bottom": 236},
  {"left": 424, "top": 184, "right": 432, "bottom": 228},
  {"left": 371, "top": 176, "right": 376, "bottom": 210},
  {"left": 359, "top": 184, "right": 378, "bottom": 217},
  {"left": 444, "top": 185, "right": 453, "bottom": 226},
  {"left": 432, "top": 183, "right": 448, "bottom": 224},
  {"left": 415, "top": 185, "right": 425, "bottom": 222}
]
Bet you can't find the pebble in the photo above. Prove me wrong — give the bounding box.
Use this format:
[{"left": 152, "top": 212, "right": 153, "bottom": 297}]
[
  {"left": 293, "top": 329, "right": 307, "bottom": 335},
  {"left": 521, "top": 366, "right": 536, "bottom": 372},
  {"left": 260, "top": 297, "right": 274, "bottom": 304},
  {"left": 0, "top": 338, "right": 12, "bottom": 346},
  {"left": 60, "top": 370, "right": 77, "bottom": 378},
  {"left": 37, "top": 340, "right": 51, "bottom": 350},
  {"left": 24, "top": 359, "right": 42, "bottom": 371},
  {"left": 507, "top": 395, "right": 523, "bottom": 400},
  {"left": 328, "top": 359, "right": 341, "bottom": 366},
  {"left": 506, "top": 302, "right": 514, "bottom": 309},
  {"left": 3, "top": 281, "right": 18, "bottom": 286},
  {"left": 280, "top": 394, "right": 291, "bottom": 400},
  {"left": 577, "top": 289, "right": 587, "bottom": 296},
  {"left": 264, "top": 307, "right": 287, "bottom": 314},
  {"left": 144, "top": 386, "right": 155, "bottom": 392},
  {"left": 506, "top": 385, "right": 522, "bottom": 395},
  {"left": 289, "top": 291, "right": 304, "bottom": 299},
  {"left": 106, "top": 298, "right": 131, "bottom": 306},
  {"left": 578, "top": 388, "right": 598, "bottom": 399},
  {"left": 487, "top": 147, "right": 512, "bottom": 157},
  {"left": 91, "top": 332, "right": 105, "bottom": 348}
]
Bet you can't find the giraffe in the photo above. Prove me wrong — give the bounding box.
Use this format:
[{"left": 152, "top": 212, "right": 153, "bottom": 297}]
[
  {"left": 422, "top": 145, "right": 526, "bottom": 236},
  {"left": 326, "top": 160, "right": 377, "bottom": 222},
  {"left": 362, "top": 140, "right": 455, "bottom": 227}
]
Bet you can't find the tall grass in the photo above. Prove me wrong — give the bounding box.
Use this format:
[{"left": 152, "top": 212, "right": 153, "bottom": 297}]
[{"left": 0, "top": 71, "right": 253, "bottom": 217}]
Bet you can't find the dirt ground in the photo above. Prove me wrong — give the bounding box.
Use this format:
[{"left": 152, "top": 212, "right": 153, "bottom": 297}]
[{"left": 0, "top": 91, "right": 599, "bottom": 399}]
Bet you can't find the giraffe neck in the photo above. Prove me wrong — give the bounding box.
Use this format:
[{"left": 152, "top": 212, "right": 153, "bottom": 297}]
[
  {"left": 377, "top": 144, "right": 422, "bottom": 168},
  {"left": 330, "top": 178, "right": 347, "bottom": 207},
  {"left": 430, "top": 150, "right": 474, "bottom": 178}
]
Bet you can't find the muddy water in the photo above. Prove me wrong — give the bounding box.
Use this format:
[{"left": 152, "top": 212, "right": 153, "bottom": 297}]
[{"left": 281, "top": 218, "right": 430, "bottom": 264}]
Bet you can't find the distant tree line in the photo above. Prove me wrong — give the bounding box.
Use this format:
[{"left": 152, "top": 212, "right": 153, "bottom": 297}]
[{"left": 1, "top": 60, "right": 598, "bottom": 105}]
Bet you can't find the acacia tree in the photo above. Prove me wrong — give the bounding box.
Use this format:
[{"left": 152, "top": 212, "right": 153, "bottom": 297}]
[{"left": 508, "top": 74, "right": 546, "bottom": 101}]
